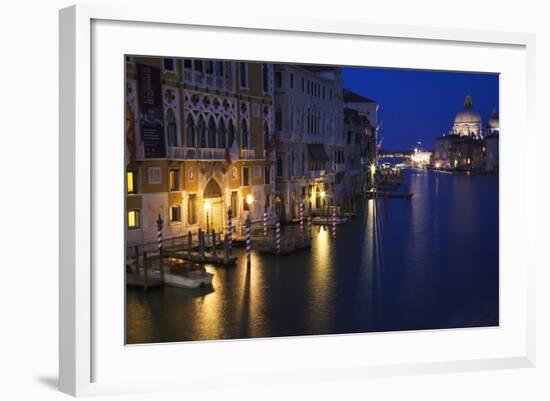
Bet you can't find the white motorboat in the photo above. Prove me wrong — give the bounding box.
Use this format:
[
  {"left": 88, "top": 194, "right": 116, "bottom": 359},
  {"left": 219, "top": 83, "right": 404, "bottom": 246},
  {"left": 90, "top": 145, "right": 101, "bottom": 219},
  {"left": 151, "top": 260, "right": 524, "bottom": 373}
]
[{"left": 164, "top": 264, "right": 214, "bottom": 289}]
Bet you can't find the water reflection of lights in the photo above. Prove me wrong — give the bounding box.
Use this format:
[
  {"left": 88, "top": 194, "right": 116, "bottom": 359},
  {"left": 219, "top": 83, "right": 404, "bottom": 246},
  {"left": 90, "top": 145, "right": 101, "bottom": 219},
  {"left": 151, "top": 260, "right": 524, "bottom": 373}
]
[
  {"left": 308, "top": 225, "right": 331, "bottom": 332},
  {"left": 192, "top": 264, "right": 222, "bottom": 339},
  {"left": 244, "top": 251, "right": 267, "bottom": 339},
  {"left": 126, "top": 295, "right": 155, "bottom": 343},
  {"left": 362, "top": 198, "right": 384, "bottom": 321}
]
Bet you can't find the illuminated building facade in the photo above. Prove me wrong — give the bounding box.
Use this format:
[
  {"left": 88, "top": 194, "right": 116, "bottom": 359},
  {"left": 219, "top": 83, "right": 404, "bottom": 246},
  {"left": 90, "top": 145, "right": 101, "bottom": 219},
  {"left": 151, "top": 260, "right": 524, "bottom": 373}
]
[
  {"left": 343, "top": 89, "right": 379, "bottom": 188},
  {"left": 483, "top": 109, "right": 500, "bottom": 173},
  {"left": 125, "top": 57, "right": 275, "bottom": 246},
  {"left": 434, "top": 95, "right": 497, "bottom": 172},
  {"left": 342, "top": 107, "right": 374, "bottom": 197},
  {"left": 273, "top": 64, "right": 344, "bottom": 221}
]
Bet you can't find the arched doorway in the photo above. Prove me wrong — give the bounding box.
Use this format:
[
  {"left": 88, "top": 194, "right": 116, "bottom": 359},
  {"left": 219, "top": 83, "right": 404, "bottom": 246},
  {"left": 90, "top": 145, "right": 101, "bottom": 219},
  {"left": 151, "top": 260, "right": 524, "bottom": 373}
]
[{"left": 203, "top": 178, "right": 224, "bottom": 232}]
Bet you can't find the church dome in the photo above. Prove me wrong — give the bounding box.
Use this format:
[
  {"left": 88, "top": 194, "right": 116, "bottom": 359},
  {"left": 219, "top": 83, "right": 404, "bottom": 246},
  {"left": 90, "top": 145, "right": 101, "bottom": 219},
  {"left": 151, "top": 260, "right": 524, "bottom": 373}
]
[
  {"left": 454, "top": 95, "right": 481, "bottom": 125},
  {"left": 487, "top": 108, "right": 499, "bottom": 129}
]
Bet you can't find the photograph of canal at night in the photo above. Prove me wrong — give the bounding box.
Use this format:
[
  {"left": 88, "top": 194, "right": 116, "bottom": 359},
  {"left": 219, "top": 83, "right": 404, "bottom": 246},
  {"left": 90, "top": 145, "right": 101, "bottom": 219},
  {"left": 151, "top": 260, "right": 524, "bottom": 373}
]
[{"left": 124, "top": 56, "right": 499, "bottom": 344}]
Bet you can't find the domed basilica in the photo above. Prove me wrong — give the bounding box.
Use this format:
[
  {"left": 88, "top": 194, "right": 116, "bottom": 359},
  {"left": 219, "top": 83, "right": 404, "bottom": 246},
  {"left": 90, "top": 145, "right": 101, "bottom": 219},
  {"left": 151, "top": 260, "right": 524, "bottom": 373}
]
[
  {"left": 451, "top": 95, "right": 483, "bottom": 138},
  {"left": 433, "top": 95, "right": 499, "bottom": 173}
]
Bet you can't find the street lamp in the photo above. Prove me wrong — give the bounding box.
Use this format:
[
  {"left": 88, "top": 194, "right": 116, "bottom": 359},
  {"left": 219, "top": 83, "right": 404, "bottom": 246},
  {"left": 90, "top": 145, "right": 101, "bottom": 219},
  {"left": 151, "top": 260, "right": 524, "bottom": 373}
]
[
  {"left": 204, "top": 200, "right": 212, "bottom": 232},
  {"left": 319, "top": 190, "right": 326, "bottom": 216},
  {"left": 370, "top": 163, "right": 376, "bottom": 175},
  {"left": 246, "top": 194, "right": 254, "bottom": 218},
  {"left": 370, "top": 163, "right": 376, "bottom": 193}
]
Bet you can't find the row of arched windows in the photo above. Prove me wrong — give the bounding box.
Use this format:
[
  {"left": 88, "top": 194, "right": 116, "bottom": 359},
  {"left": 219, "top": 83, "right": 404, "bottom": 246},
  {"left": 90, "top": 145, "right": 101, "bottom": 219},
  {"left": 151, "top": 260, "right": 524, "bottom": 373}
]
[
  {"left": 164, "top": 109, "right": 272, "bottom": 151},
  {"left": 183, "top": 113, "right": 248, "bottom": 149}
]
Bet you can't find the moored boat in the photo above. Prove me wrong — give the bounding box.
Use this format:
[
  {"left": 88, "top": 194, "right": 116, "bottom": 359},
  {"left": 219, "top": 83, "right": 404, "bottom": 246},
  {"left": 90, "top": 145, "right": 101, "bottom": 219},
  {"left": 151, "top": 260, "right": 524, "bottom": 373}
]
[{"left": 164, "top": 263, "right": 214, "bottom": 289}]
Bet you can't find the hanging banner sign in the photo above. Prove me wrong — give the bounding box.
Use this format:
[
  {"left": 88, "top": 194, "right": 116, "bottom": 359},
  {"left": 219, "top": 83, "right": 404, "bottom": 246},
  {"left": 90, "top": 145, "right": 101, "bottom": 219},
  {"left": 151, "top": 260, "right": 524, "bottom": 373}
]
[{"left": 136, "top": 63, "right": 166, "bottom": 158}]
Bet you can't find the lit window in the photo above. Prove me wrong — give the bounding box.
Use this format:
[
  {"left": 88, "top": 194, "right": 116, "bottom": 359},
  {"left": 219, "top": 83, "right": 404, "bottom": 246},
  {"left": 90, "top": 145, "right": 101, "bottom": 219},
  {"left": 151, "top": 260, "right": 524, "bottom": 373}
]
[
  {"left": 231, "top": 191, "right": 239, "bottom": 218},
  {"left": 169, "top": 169, "right": 180, "bottom": 191},
  {"left": 170, "top": 205, "right": 181, "bottom": 222},
  {"left": 242, "top": 167, "right": 250, "bottom": 186},
  {"left": 128, "top": 210, "right": 140, "bottom": 229},
  {"left": 188, "top": 194, "right": 197, "bottom": 224},
  {"left": 127, "top": 171, "right": 137, "bottom": 194}
]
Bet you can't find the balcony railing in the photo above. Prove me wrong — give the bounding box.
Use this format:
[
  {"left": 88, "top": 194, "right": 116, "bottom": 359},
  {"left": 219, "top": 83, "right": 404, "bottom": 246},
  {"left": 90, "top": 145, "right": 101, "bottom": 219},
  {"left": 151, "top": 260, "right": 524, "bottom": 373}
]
[
  {"left": 334, "top": 163, "right": 346, "bottom": 173},
  {"left": 309, "top": 170, "right": 326, "bottom": 179},
  {"left": 168, "top": 147, "right": 226, "bottom": 161},
  {"left": 167, "top": 146, "right": 265, "bottom": 161},
  {"left": 240, "top": 149, "right": 257, "bottom": 160}
]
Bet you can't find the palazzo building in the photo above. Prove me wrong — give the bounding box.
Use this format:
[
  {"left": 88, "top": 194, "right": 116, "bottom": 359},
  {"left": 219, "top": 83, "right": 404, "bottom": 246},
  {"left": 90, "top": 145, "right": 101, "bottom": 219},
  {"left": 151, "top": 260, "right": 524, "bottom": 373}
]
[
  {"left": 125, "top": 57, "right": 275, "bottom": 247},
  {"left": 273, "top": 64, "right": 344, "bottom": 221},
  {"left": 343, "top": 89, "right": 379, "bottom": 189},
  {"left": 483, "top": 109, "right": 500, "bottom": 173}
]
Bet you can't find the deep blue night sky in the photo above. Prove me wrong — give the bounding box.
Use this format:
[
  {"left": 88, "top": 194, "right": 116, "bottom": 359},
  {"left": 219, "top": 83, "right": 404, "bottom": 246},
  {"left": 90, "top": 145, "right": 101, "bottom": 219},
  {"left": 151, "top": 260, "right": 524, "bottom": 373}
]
[{"left": 341, "top": 67, "right": 499, "bottom": 151}]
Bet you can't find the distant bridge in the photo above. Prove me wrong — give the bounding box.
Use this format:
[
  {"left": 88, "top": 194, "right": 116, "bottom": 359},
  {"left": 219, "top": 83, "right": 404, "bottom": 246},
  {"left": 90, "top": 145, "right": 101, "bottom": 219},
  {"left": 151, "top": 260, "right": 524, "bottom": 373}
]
[
  {"left": 378, "top": 151, "right": 413, "bottom": 158},
  {"left": 378, "top": 150, "right": 433, "bottom": 158}
]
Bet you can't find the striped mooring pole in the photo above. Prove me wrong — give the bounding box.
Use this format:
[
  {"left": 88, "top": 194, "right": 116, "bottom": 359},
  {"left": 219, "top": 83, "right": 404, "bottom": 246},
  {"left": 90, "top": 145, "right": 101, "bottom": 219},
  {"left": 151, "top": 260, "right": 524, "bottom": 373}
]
[
  {"left": 156, "top": 214, "right": 163, "bottom": 250},
  {"left": 245, "top": 214, "right": 251, "bottom": 268},
  {"left": 263, "top": 207, "right": 268, "bottom": 236},
  {"left": 227, "top": 207, "right": 233, "bottom": 253},
  {"left": 307, "top": 206, "right": 312, "bottom": 238},
  {"left": 275, "top": 216, "right": 281, "bottom": 254},
  {"left": 299, "top": 203, "right": 304, "bottom": 233},
  {"left": 331, "top": 206, "right": 337, "bottom": 239},
  {"left": 156, "top": 214, "right": 164, "bottom": 283}
]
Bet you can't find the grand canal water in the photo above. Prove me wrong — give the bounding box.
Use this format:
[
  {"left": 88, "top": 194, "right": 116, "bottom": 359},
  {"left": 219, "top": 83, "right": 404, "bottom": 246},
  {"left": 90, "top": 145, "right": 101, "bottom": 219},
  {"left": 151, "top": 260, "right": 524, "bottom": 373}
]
[{"left": 126, "top": 169, "right": 499, "bottom": 344}]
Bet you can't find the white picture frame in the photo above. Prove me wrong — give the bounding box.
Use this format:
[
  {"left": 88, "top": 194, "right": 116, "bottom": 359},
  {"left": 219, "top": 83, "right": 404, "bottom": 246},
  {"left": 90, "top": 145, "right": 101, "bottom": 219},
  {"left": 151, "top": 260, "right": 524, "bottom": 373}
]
[{"left": 59, "top": 4, "right": 536, "bottom": 397}]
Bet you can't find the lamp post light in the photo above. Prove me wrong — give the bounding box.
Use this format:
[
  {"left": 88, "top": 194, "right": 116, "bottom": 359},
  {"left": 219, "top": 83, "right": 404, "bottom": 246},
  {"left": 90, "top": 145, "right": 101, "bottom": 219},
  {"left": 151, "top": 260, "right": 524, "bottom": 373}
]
[
  {"left": 204, "top": 200, "right": 212, "bottom": 233},
  {"left": 320, "top": 189, "right": 326, "bottom": 217},
  {"left": 246, "top": 194, "right": 254, "bottom": 218},
  {"left": 370, "top": 163, "right": 376, "bottom": 193}
]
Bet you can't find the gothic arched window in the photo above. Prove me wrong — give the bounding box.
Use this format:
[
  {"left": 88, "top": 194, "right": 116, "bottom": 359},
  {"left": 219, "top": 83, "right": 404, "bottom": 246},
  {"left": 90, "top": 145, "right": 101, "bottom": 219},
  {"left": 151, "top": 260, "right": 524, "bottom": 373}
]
[
  {"left": 277, "top": 157, "right": 283, "bottom": 177},
  {"left": 218, "top": 119, "right": 226, "bottom": 148},
  {"left": 241, "top": 119, "right": 248, "bottom": 149},
  {"left": 208, "top": 117, "right": 216, "bottom": 148},
  {"left": 227, "top": 119, "right": 235, "bottom": 148},
  {"left": 186, "top": 114, "right": 195, "bottom": 147},
  {"left": 263, "top": 122, "right": 269, "bottom": 150},
  {"left": 166, "top": 109, "right": 177, "bottom": 147},
  {"left": 198, "top": 115, "right": 206, "bottom": 147}
]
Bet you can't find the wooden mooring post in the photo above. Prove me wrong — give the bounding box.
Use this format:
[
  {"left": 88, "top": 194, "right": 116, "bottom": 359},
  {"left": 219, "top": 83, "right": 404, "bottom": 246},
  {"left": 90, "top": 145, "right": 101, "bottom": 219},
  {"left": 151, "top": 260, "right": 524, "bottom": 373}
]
[
  {"left": 223, "top": 233, "right": 229, "bottom": 264},
  {"left": 156, "top": 214, "right": 165, "bottom": 283},
  {"left": 158, "top": 247, "right": 165, "bottom": 283},
  {"left": 245, "top": 215, "right": 251, "bottom": 268},
  {"left": 143, "top": 251, "right": 149, "bottom": 291},
  {"left": 211, "top": 229, "right": 217, "bottom": 257},
  {"left": 187, "top": 231, "right": 192, "bottom": 259},
  {"left": 199, "top": 229, "right": 205, "bottom": 261},
  {"left": 134, "top": 245, "right": 140, "bottom": 274}
]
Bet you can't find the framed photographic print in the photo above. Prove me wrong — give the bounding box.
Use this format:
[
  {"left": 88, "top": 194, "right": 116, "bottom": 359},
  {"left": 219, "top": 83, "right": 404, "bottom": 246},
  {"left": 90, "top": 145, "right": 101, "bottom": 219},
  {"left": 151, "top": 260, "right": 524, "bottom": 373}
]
[{"left": 59, "top": 4, "right": 536, "bottom": 397}]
